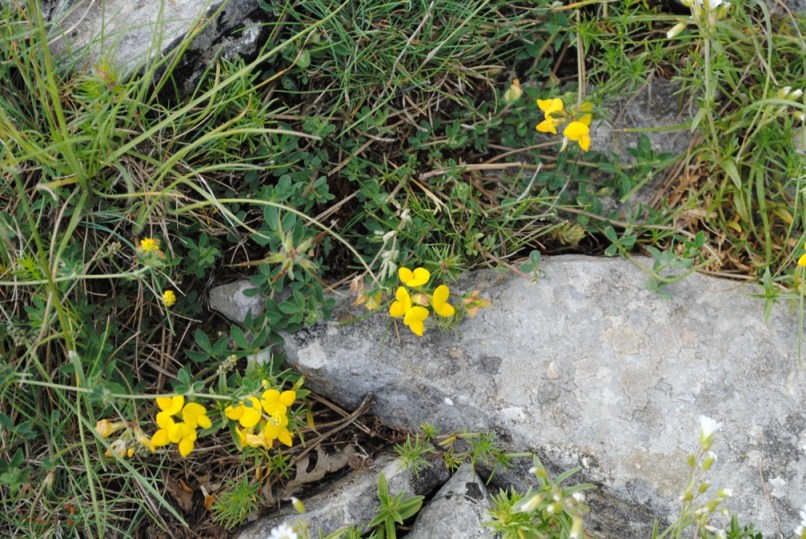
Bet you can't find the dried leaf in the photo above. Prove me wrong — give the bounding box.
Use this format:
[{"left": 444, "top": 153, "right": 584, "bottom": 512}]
[
  {"left": 281, "top": 444, "right": 357, "bottom": 499},
  {"left": 164, "top": 477, "right": 193, "bottom": 513}
]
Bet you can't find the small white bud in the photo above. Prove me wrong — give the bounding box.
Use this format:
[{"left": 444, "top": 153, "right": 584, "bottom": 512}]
[{"left": 666, "top": 22, "right": 687, "bottom": 39}]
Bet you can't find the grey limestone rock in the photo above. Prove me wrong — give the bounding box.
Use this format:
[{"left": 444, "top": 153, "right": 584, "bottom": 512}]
[
  {"left": 282, "top": 256, "right": 806, "bottom": 537},
  {"left": 208, "top": 279, "right": 263, "bottom": 324},
  {"left": 236, "top": 451, "right": 449, "bottom": 539},
  {"left": 48, "top": 0, "right": 262, "bottom": 74},
  {"left": 406, "top": 463, "right": 494, "bottom": 539}
]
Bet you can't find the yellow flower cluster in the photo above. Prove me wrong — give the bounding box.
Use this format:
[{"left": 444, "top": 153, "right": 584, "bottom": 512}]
[
  {"left": 138, "top": 237, "right": 160, "bottom": 252},
  {"left": 225, "top": 388, "right": 297, "bottom": 450},
  {"left": 389, "top": 266, "right": 454, "bottom": 336},
  {"left": 151, "top": 396, "right": 212, "bottom": 457},
  {"left": 535, "top": 98, "right": 593, "bottom": 152}
]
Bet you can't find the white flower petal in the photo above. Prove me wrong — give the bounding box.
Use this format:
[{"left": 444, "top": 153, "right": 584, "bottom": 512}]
[{"left": 699, "top": 416, "right": 723, "bottom": 438}]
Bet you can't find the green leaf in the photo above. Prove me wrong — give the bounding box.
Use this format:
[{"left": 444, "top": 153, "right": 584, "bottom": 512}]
[
  {"left": 194, "top": 329, "right": 212, "bottom": 353},
  {"left": 231, "top": 325, "right": 249, "bottom": 349}
]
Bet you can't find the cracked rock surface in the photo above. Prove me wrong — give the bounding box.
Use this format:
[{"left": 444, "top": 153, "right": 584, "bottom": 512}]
[
  {"left": 406, "top": 463, "right": 494, "bottom": 539},
  {"left": 48, "top": 0, "right": 262, "bottom": 73},
  {"left": 282, "top": 256, "right": 806, "bottom": 536},
  {"left": 237, "top": 451, "right": 448, "bottom": 539}
]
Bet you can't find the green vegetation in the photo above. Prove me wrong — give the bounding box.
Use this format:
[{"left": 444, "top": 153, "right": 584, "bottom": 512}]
[{"left": 1, "top": 0, "right": 804, "bottom": 537}]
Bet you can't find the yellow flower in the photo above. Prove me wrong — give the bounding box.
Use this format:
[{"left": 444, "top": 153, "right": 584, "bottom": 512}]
[
  {"left": 234, "top": 426, "right": 249, "bottom": 449},
  {"left": 152, "top": 397, "right": 208, "bottom": 457},
  {"left": 172, "top": 423, "right": 198, "bottom": 457},
  {"left": 182, "top": 402, "right": 212, "bottom": 430},
  {"left": 399, "top": 266, "right": 431, "bottom": 287},
  {"left": 226, "top": 397, "right": 263, "bottom": 428},
  {"left": 563, "top": 121, "right": 591, "bottom": 152},
  {"left": 537, "top": 98, "right": 564, "bottom": 116},
  {"left": 431, "top": 285, "right": 455, "bottom": 318},
  {"left": 156, "top": 395, "right": 184, "bottom": 418},
  {"left": 798, "top": 251, "right": 806, "bottom": 267},
  {"left": 389, "top": 286, "right": 412, "bottom": 318},
  {"left": 536, "top": 98, "right": 564, "bottom": 135},
  {"left": 536, "top": 116, "right": 561, "bottom": 135},
  {"left": 261, "top": 389, "right": 296, "bottom": 417},
  {"left": 404, "top": 305, "right": 429, "bottom": 336},
  {"left": 139, "top": 238, "right": 160, "bottom": 252},
  {"left": 162, "top": 290, "right": 176, "bottom": 308},
  {"left": 264, "top": 413, "right": 294, "bottom": 447},
  {"left": 390, "top": 286, "right": 429, "bottom": 336}
]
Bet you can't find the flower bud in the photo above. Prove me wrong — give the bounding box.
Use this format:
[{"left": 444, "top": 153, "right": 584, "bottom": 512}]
[
  {"left": 504, "top": 79, "right": 523, "bottom": 103},
  {"left": 702, "top": 451, "right": 717, "bottom": 471},
  {"left": 514, "top": 493, "right": 543, "bottom": 513},
  {"left": 291, "top": 497, "right": 306, "bottom": 513},
  {"left": 666, "top": 22, "right": 687, "bottom": 39}
]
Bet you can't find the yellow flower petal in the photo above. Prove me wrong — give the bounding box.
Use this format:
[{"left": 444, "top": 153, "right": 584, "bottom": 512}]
[
  {"left": 408, "top": 319, "right": 425, "bottom": 336},
  {"left": 404, "top": 305, "right": 429, "bottom": 325},
  {"left": 196, "top": 414, "right": 212, "bottom": 430},
  {"left": 431, "top": 285, "right": 455, "bottom": 318},
  {"left": 239, "top": 397, "right": 263, "bottom": 428},
  {"left": 225, "top": 404, "right": 243, "bottom": 421},
  {"left": 156, "top": 411, "right": 175, "bottom": 430},
  {"left": 178, "top": 437, "right": 194, "bottom": 457},
  {"left": 182, "top": 402, "right": 207, "bottom": 425},
  {"left": 577, "top": 134, "right": 591, "bottom": 152},
  {"left": 398, "top": 266, "right": 414, "bottom": 283},
  {"left": 277, "top": 428, "right": 294, "bottom": 447},
  {"left": 151, "top": 429, "right": 171, "bottom": 447},
  {"left": 536, "top": 117, "right": 559, "bottom": 135},
  {"left": 537, "top": 98, "right": 563, "bottom": 116},
  {"left": 168, "top": 423, "right": 185, "bottom": 443},
  {"left": 404, "top": 306, "right": 429, "bottom": 336},
  {"left": 399, "top": 266, "right": 430, "bottom": 287},
  {"left": 279, "top": 390, "right": 296, "bottom": 407},
  {"left": 563, "top": 121, "right": 591, "bottom": 152},
  {"left": 157, "top": 395, "right": 184, "bottom": 415},
  {"left": 563, "top": 121, "right": 590, "bottom": 141},
  {"left": 799, "top": 253, "right": 806, "bottom": 267},
  {"left": 234, "top": 426, "right": 248, "bottom": 449},
  {"left": 389, "top": 286, "right": 411, "bottom": 318},
  {"left": 261, "top": 389, "right": 289, "bottom": 417}
]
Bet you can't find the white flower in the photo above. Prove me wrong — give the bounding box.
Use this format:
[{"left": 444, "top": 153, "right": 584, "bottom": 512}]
[
  {"left": 699, "top": 416, "right": 722, "bottom": 448},
  {"left": 700, "top": 416, "right": 722, "bottom": 438},
  {"left": 269, "top": 524, "right": 298, "bottom": 539},
  {"left": 572, "top": 492, "right": 585, "bottom": 503},
  {"left": 717, "top": 488, "right": 733, "bottom": 498},
  {"left": 690, "top": 0, "right": 724, "bottom": 7}
]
